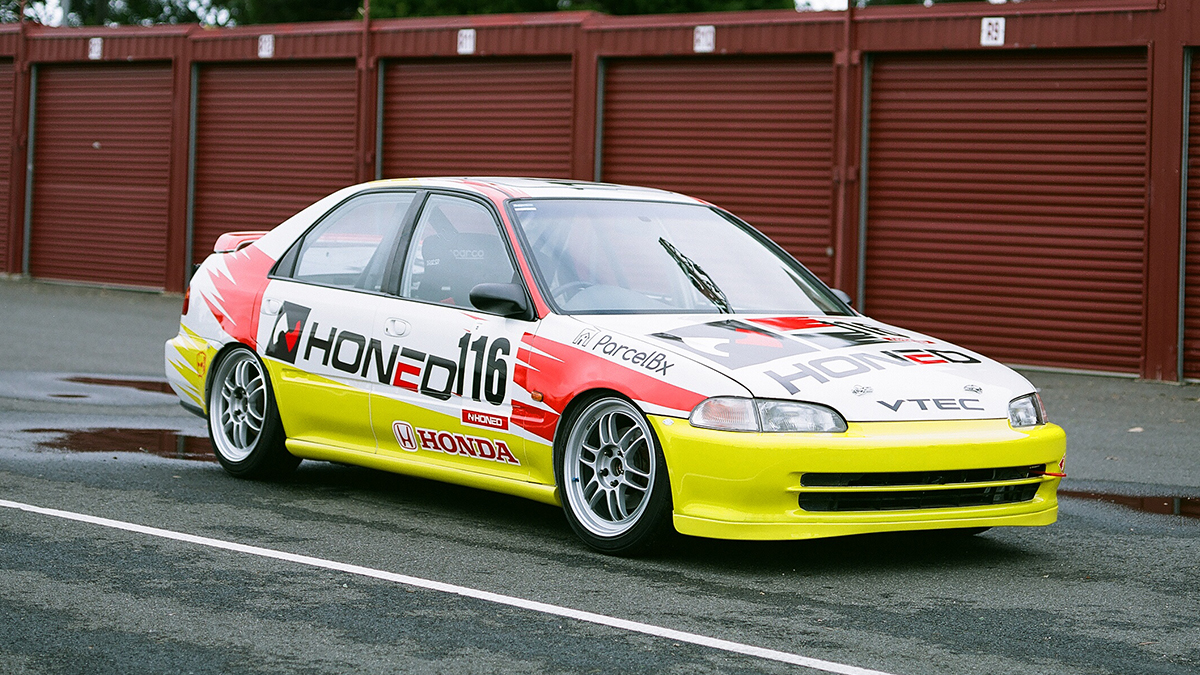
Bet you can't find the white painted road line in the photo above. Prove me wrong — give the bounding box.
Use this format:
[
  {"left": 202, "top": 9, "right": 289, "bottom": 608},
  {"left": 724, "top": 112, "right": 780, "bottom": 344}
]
[{"left": 0, "top": 498, "right": 899, "bottom": 675}]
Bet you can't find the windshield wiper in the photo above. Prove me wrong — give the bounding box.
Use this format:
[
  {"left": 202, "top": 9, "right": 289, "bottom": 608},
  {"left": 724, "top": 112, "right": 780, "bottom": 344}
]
[{"left": 658, "top": 237, "right": 732, "bottom": 314}]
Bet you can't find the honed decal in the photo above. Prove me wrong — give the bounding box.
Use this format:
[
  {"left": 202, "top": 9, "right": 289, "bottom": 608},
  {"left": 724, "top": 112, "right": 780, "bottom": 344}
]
[
  {"left": 462, "top": 409, "right": 509, "bottom": 431},
  {"left": 393, "top": 420, "right": 520, "bottom": 465},
  {"left": 749, "top": 317, "right": 936, "bottom": 351},
  {"left": 287, "top": 317, "right": 511, "bottom": 407},
  {"left": 264, "top": 302, "right": 311, "bottom": 364},
  {"left": 652, "top": 319, "right": 816, "bottom": 369},
  {"left": 766, "top": 349, "right": 983, "bottom": 393}
]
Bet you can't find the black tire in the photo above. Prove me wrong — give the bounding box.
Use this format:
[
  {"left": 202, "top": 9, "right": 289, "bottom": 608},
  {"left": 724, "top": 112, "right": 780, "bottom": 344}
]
[
  {"left": 555, "top": 396, "right": 674, "bottom": 556},
  {"left": 206, "top": 346, "right": 299, "bottom": 479}
]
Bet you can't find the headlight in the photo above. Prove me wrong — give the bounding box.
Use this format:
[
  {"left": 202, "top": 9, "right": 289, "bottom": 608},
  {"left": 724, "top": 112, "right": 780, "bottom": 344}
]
[
  {"left": 1008, "top": 393, "right": 1046, "bottom": 428},
  {"left": 689, "top": 397, "right": 758, "bottom": 432},
  {"left": 689, "top": 397, "right": 847, "bottom": 433}
]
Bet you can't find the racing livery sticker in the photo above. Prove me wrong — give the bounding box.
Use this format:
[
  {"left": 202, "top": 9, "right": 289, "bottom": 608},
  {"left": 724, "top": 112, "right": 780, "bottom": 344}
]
[
  {"left": 276, "top": 312, "right": 512, "bottom": 407},
  {"left": 264, "top": 302, "right": 311, "bottom": 364},
  {"left": 651, "top": 320, "right": 816, "bottom": 369},
  {"left": 198, "top": 244, "right": 276, "bottom": 349},
  {"left": 766, "top": 348, "right": 983, "bottom": 393},
  {"left": 748, "top": 317, "right": 935, "bottom": 351},
  {"left": 877, "top": 398, "right": 985, "bottom": 412},
  {"left": 462, "top": 409, "right": 509, "bottom": 431},
  {"left": 392, "top": 420, "right": 520, "bottom": 465}
]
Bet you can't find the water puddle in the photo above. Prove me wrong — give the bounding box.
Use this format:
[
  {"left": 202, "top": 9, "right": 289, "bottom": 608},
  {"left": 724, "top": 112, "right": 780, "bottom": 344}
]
[
  {"left": 1059, "top": 490, "right": 1200, "bottom": 519},
  {"left": 27, "top": 428, "right": 215, "bottom": 462},
  {"left": 63, "top": 376, "right": 175, "bottom": 395},
  {"left": 0, "top": 372, "right": 179, "bottom": 405}
]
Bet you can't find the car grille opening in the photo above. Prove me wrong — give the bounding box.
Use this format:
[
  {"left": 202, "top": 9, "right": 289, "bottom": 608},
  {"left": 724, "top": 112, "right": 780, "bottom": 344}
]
[{"left": 797, "top": 465, "right": 1045, "bottom": 513}]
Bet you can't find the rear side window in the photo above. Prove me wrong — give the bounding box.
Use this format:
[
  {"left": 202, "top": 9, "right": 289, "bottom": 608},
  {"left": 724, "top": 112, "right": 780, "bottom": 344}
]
[
  {"left": 286, "top": 192, "right": 417, "bottom": 292},
  {"left": 399, "top": 194, "right": 518, "bottom": 307}
]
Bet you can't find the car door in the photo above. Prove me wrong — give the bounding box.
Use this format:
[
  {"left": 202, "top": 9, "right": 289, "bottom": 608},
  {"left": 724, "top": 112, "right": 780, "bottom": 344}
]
[
  {"left": 260, "top": 190, "right": 419, "bottom": 454},
  {"left": 368, "top": 192, "right": 534, "bottom": 480}
]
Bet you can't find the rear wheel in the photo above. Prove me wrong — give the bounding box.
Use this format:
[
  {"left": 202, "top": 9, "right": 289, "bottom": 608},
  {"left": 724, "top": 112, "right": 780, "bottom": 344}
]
[
  {"left": 556, "top": 397, "right": 673, "bottom": 555},
  {"left": 207, "top": 347, "right": 298, "bottom": 479}
]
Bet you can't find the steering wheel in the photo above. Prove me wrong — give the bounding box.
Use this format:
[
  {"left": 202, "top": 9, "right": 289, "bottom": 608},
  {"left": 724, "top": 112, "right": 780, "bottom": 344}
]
[{"left": 551, "top": 280, "right": 594, "bottom": 304}]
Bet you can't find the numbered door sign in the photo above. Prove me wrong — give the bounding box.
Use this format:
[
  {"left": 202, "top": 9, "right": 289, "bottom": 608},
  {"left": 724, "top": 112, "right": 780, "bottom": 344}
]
[{"left": 980, "top": 18, "right": 1005, "bottom": 47}]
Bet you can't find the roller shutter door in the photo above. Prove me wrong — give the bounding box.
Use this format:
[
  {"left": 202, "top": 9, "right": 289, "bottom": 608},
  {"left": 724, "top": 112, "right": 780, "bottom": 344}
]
[
  {"left": 0, "top": 61, "right": 12, "bottom": 272},
  {"left": 600, "top": 57, "right": 835, "bottom": 282},
  {"left": 382, "top": 59, "right": 573, "bottom": 179},
  {"left": 864, "top": 51, "right": 1148, "bottom": 373},
  {"left": 30, "top": 63, "right": 173, "bottom": 288},
  {"left": 1185, "top": 60, "right": 1200, "bottom": 380},
  {"left": 192, "top": 62, "right": 358, "bottom": 262}
]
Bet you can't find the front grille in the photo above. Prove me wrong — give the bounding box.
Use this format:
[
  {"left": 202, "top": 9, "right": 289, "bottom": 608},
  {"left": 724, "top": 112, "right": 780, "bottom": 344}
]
[
  {"left": 797, "top": 483, "right": 1040, "bottom": 512},
  {"left": 801, "top": 465, "right": 1043, "bottom": 488}
]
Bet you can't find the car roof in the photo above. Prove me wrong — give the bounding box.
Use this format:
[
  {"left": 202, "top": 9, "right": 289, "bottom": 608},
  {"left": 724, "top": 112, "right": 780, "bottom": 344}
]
[{"left": 361, "top": 177, "right": 706, "bottom": 204}]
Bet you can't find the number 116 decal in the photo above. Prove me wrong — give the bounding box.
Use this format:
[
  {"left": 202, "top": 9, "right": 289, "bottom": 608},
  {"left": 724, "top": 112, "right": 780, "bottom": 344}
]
[{"left": 418, "top": 333, "right": 510, "bottom": 405}]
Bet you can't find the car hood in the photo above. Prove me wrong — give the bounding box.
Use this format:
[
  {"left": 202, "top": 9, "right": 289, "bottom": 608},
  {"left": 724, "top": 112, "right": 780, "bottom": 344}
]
[{"left": 574, "top": 313, "right": 1036, "bottom": 423}]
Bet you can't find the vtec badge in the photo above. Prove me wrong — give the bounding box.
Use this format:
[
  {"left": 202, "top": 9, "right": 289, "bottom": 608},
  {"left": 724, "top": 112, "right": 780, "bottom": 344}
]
[{"left": 964, "top": 384, "right": 983, "bottom": 394}]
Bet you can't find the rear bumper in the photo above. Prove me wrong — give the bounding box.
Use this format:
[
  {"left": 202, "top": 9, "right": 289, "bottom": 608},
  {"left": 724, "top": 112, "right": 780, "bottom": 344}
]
[
  {"left": 164, "top": 326, "right": 217, "bottom": 412},
  {"left": 650, "top": 417, "right": 1066, "bottom": 541}
]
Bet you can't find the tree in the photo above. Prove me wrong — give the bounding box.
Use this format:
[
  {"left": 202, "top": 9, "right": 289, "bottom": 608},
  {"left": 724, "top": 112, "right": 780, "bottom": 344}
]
[{"left": 219, "top": 0, "right": 359, "bottom": 24}]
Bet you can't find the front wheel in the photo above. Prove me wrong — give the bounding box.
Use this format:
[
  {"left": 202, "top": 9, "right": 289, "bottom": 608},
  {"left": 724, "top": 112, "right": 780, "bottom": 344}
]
[
  {"left": 207, "top": 346, "right": 298, "bottom": 479},
  {"left": 556, "top": 397, "right": 674, "bottom": 555}
]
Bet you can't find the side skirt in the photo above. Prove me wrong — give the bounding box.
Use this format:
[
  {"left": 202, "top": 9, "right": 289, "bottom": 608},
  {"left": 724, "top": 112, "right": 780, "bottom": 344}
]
[{"left": 286, "top": 439, "right": 562, "bottom": 507}]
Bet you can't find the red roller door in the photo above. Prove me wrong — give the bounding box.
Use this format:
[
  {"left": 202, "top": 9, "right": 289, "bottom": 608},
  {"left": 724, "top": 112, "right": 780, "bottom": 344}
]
[
  {"left": 0, "top": 61, "right": 12, "bottom": 272},
  {"left": 192, "top": 62, "right": 358, "bottom": 262},
  {"left": 600, "top": 57, "right": 835, "bottom": 282},
  {"left": 1184, "top": 60, "right": 1200, "bottom": 380},
  {"left": 30, "top": 63, "right": 173, "bottom": 288},
  {"left": 381, "top": 58, "right": 573, "bottom": 179},
  {"left": 864, "top": 50, "right": 1148, "bottom": 373}
]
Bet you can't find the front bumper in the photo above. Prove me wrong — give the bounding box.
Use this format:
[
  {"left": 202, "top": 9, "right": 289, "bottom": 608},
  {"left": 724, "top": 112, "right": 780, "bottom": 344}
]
[{"left": 650, "top": 417, "right": 1066, "bottom": 541}]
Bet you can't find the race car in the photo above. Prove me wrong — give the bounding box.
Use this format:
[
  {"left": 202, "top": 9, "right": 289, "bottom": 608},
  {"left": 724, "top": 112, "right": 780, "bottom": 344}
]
[{"left": 166, "top": 177, "right": 1066, "bottom": 555}]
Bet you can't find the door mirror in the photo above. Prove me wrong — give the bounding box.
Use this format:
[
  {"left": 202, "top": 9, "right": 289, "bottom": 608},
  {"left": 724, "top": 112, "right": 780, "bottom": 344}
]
[
  {"left": 469, "top": 283, "right": 531, "bottom": 319},
  {"left": 832, "top": 288, "right": 854, "bottom": 307}
]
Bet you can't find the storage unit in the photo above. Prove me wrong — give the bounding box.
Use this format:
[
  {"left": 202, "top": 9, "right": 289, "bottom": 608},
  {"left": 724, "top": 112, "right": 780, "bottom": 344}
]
[
  {"left": 0, "top": 60, "right": 12, "bottom": 272},
  {"left": 191, "top": 61, "right": 358, "bottom": 263},
  {"left": 1184, "top": 59, "right": 1200, "bottom": 380},
  {"left": 381, "top": 58, "right": 574, "bottom": 179},
  {"left": 29, "top": 63, "right": 173, "bottom": 288},
  {"left": 863, "top": 50, "right": 1149, "bottom": 373},
  {"left": 598, "top": 57, "right": 836, "bottom": 282}
]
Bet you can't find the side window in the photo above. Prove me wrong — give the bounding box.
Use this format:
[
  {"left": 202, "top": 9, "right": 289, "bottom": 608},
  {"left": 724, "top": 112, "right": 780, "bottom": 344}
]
[
  {"left": 287, "top": 192, "right": 417, "bottom": 292},
  {"left": 400, "top": 195, "right": 518, "bottom": 307}
]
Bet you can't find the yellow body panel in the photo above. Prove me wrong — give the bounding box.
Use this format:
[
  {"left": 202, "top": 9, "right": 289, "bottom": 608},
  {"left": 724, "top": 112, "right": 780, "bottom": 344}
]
[
  {"left": 286, "top": 438, "right": 560, "bottom": 506},
  {"left": 266, "top": 362, "right": 376, "bottom": 453},
  {"left": 650, "top": 417, "right": 1066, "bottom": 540},
  {"left": 370, "top": 394, "right": 531, "bottom": 482},
  {"left": 165, "top": 326, "right": 217, "bottom": 409}
]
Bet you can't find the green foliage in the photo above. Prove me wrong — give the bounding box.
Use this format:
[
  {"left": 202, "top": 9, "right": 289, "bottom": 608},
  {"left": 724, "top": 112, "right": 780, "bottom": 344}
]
[
  {"left": 370, "top": 0, "right": 559, "bottom": 18},
  {"left": 67, "top": 0, "right": 207, "bottom": 25},
  {"left": 220, "top": 0, "right": 360, "bottom": 24}
]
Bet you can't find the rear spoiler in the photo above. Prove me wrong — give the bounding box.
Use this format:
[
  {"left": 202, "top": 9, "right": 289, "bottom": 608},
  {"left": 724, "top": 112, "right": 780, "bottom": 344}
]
[{"left": 213, "top": 231, "right": 268, "bottom": 254}]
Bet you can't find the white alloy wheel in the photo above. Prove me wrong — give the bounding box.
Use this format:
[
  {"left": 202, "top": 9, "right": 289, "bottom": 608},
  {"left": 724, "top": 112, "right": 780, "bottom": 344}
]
[
  {"left": 210, "top": 349, "right": 267, "bottom": 463},
  {"left": 206, "top": 346, "right": 297, "bottom": 479},
  {"left": 562, "top": 398, "right": 661, "bottom": 540}
]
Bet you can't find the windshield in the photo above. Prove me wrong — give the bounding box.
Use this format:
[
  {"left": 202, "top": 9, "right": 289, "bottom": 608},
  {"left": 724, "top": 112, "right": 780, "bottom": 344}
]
[{"left": 509, "top": 199, "right": 850, "bottom": 315}]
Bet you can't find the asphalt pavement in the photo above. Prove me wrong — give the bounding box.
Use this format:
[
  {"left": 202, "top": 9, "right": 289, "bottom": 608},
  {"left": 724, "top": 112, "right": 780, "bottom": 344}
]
[{"left": 0, "top": 276, "right": 1197, "bottom": 675}]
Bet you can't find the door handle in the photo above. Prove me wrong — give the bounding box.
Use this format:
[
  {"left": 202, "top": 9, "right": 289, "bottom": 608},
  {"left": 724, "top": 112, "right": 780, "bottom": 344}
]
[
  {"left": 261, "top": 298, "right": 282, "bottom": 315},
  {"left": 384, "top": 318, "right": 411, "bottom": 338}
]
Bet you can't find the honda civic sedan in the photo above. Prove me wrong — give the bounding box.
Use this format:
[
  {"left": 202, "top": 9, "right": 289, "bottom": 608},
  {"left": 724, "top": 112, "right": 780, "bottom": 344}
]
[{"left": 166, "top": 177, "right": 1066, "bottom": 554}]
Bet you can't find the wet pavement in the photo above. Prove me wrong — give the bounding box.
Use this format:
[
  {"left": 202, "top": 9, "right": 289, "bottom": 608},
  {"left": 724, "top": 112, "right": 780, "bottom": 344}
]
[
  {"left": 28, "top": 427, "right": 214, "bottom": 463},
  {"left": 1, "top": 277, "right": 1199, "bottom": 674}
]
